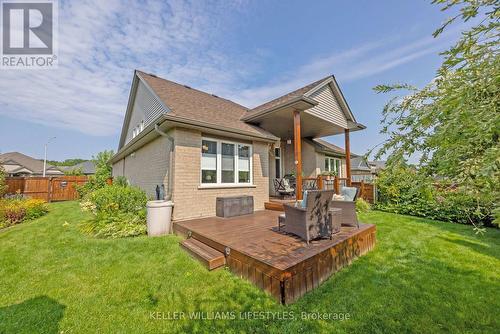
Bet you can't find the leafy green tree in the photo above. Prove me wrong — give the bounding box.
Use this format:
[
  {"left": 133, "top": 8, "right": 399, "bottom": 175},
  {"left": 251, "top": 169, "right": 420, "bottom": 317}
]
[
  {"left": 64, "top": 167, "right": 84, "bottom": 176},
  {"left": 0, "top": 165, "right": 7, "bottom": 197},
  {"left": 373, "top": 0, "right": 499, "bottom": 226},
  {"left": 77, "top": 150, "right": 114, "bottom": 198},
  {"left": 47, "top": 158, "right": 88, "bottom": 166}
]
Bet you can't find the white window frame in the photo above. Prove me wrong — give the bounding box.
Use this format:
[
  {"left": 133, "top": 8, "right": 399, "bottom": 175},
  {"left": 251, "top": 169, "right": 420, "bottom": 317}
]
[
  {"left": 325, "top": 156, "right": 342, "bottom": 176},
  {"left": 132, "top": 120, "right": 145, "bottom": 139},
  {"left": 200, "top": 137, "right": 253, "bottom": 187}
]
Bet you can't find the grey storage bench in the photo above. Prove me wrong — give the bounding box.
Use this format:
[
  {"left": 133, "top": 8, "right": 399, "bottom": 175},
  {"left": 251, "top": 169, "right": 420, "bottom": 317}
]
[{"left": 216, "top": 195, "right": 254, "bottom": 218}]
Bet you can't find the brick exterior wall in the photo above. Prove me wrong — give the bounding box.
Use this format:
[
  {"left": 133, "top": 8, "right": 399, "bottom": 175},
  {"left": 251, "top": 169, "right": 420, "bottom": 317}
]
[
  {"left": 113, "top": 127, "right": 270, "bottom": 221},
  {"left": 112, "top": 133, "right": 173, "bottom": 199},
  {"left": 171, "top": 128, "right": 269, "bottom": 221}
]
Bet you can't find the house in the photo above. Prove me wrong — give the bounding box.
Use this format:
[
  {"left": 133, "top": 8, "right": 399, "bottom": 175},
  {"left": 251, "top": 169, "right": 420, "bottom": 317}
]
[
  {"left": 351, "top": 156, "right": 373, "bottom": 182},
  {"left": 60, "top": 161, "right": 96, "bottom": 175},
  {"left": 111, "top": 70, "right": 366, "bottom": 221},
  {"left": 0, "top": 152, "right": 64, "bottom": 177},
  {"left": 369, "top": 160, "right": 386, "bottom": 176}
]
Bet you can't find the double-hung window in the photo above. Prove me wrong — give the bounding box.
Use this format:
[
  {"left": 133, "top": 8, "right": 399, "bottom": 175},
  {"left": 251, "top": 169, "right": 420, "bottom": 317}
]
[
  {"left": 325, "top": 156, "right": 342, "bottom": 176},
  {"left": 201, "top": 140, "right": 218, "bottom": 183},
  {"left": 201, "top": 138, "right": 252, "bottom": 186}
]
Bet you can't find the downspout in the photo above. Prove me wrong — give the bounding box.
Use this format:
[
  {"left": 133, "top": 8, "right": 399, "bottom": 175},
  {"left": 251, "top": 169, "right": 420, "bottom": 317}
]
[{"left": 154, "top": 124, "right": 174, "bottom": 201}]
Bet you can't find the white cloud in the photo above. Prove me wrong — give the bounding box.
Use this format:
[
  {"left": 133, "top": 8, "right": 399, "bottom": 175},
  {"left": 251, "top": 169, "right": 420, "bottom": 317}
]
[
  {"left": 0, "top": 1, "right": 466, "bottom": 136},
  {"left": 0, "top": 0, "right": 247, "bottom": 135}
]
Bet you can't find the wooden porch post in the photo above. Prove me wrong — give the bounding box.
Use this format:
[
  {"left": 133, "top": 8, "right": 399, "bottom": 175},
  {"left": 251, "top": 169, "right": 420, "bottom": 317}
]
[
  {"left": 345, "top": 129, "right": 352, "bottom": 186},
  {"left": 294, "top": 110, "right": 303, "bottom": 200}
]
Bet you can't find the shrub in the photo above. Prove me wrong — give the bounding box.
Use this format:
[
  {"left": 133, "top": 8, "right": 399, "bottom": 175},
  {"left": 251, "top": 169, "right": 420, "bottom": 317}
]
[
  {"left": 80, "top": 185, "right": 147, "bottom": 238},
  {"left": 0, "top": 198, "right": 48, "bottom": 228},
  {"left": 23, "top": 199, "right": 50, "bottom": 220},
  {"left": 375, "top": 164, "right": 495, "bottom": 227},
  {"left": 64, "top": 167, "right": 84, "bottom": 176},
  {"left": 81, "top": 185, "right": 147, "bottom": 215},
  {"left": 113, "top": 176, "right": 129, "bottom": 187},
  {"left": 80, "top": 211, "right": 146, "bottom": 239},
  {"left": 355, "top": 198, "right": 371, "bottom": 213},
  {"left": 76, "top": 150, "right": 114, "bottom": 198}
]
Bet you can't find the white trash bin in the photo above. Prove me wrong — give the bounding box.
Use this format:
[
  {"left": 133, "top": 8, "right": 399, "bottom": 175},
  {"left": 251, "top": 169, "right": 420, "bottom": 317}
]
[{"left": 146, "top": 200, "right": 174, "bottom": 236}]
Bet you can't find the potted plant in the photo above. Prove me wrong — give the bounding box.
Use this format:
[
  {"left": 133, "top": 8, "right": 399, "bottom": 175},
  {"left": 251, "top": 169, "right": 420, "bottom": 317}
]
[{"left": 321, "top": 170, "right": 337, "bottom": 181}]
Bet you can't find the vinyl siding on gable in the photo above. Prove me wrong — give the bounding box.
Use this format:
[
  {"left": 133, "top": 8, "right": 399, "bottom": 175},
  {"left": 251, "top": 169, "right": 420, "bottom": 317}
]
[
  {"left": 125, "top": 80, "right": 169, "bottom": 144},
  {"left": 305, "top": 84, "right": 348, "bottom": 128}
]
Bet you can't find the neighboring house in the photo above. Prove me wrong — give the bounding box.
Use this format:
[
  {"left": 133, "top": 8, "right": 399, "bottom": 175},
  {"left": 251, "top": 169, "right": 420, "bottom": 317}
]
[
  {"left": 351, "top": 156, "right": 373, "bottom": 182},
  {"left": 0, "top": 152, "right": 64, "bottom": 177},
  {"left": 60, "top": 161, "right": 96, "bottom": 175},
  {"left": 111, "top": 70, "right": 366, "bottom": 221}
]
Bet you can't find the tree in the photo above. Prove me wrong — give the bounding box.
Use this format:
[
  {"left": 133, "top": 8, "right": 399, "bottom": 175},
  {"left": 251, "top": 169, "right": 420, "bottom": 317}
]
[
  {"left": 64, "top": 167, "right": 84, "bottom": 176},
  {"left": 373, "top": 0, "right": 499, "bottom": 226},
  {"left": 76, "top": 150, "right": 114, "bottom": 198},
  {"left": 0, "top": 165, "right": 7, "bottom": 197}
]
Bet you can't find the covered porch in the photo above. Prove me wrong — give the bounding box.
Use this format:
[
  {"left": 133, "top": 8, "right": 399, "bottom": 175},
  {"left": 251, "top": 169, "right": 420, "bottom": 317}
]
[
  {"left": 241, "top": 76, "right": 365, "bottom": 202},
  {"left": 173, "top": 210, "right": 376, "bottom": 304}
]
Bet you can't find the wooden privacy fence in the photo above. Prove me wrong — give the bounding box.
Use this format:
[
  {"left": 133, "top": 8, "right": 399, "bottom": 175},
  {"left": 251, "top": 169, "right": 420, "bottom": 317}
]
[
  {"left": 4, "top": 176, "right": 89, "bottom": 202},
  {"left": 303, "top": 176, "right": 376, "bottom": 203}
]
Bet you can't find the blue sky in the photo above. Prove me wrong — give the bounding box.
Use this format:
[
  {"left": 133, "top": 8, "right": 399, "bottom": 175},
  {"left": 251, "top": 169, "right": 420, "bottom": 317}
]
[{"left": 0, "top": 0, "right": 466, "bottom": 161}]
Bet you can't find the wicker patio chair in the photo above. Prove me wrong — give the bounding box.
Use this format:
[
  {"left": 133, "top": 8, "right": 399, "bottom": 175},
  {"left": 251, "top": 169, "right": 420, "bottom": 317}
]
[
  {"left": 330, "top": 186, "right": 359, "bottom": 228},
  {"left": 282, "top": 190, "right": 335, "bottom": 244}
]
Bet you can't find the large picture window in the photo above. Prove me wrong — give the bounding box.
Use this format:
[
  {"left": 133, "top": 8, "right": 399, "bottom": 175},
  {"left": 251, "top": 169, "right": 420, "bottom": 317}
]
[
  {"left": 201, "top": 138, "right": 252, "bottom": 186},
  {"left": 325, "top": 156, "right": 342, "bottom": 176}
]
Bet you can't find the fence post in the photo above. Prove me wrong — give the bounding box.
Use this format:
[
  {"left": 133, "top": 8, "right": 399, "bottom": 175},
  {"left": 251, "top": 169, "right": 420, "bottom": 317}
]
[
  {"left": 359, "top": 180, "right": 364, "bottom": 199},
  {"left": 46, "top": 177, "right": 50, "bottom": 202},
  {"left": 334, "top": 176, "right": 340, "bottom": 194},
  {"left": 317, "top": 175, "right": 323, "bottom": 190}
]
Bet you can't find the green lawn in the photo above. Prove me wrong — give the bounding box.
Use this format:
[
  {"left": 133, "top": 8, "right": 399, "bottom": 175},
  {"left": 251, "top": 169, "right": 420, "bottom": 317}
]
[{"left": 0, "top": 202, "right": 498, "bottom": 333}]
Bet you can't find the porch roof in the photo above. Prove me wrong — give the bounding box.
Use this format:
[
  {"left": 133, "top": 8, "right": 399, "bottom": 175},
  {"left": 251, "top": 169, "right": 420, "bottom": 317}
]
[{"left": 241, "top": 75, "right": 366, "bottom": 138}]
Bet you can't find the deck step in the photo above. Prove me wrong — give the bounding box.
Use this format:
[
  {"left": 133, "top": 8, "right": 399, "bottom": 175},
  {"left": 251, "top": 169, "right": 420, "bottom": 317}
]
[{"left": 180, "top": 238, "right": 226, "bottom": 270}]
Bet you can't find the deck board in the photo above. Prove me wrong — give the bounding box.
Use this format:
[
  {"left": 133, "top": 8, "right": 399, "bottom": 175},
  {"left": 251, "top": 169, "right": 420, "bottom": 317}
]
[{"left": 174, "top": 210, "right": 376, "bottom": 303}]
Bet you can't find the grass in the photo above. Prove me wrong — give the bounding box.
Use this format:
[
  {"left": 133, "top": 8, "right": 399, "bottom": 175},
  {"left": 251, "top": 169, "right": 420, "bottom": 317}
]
[{"left": 0, "top": 201, "right": 499, "bottom": 334}]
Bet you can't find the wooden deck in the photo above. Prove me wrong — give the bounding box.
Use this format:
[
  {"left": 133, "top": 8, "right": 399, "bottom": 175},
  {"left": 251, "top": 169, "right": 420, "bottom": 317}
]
[{"left": 173, "top": 210, "right": 376, "bottom": 304}]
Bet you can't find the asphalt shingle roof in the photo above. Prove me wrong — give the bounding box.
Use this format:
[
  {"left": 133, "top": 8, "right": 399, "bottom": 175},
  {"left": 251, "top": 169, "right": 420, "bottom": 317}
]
[
  {"left": 138, "top": 71, "right": 275, "bottom": 139},
  {"left": 0, "top": 152, "right": 62, "bottom": 174}
]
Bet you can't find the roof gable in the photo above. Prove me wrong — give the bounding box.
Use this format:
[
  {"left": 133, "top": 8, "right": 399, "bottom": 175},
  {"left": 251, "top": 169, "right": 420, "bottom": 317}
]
[
  {"left": 118, "top": 72, "right": 171, "bottom": 149},
  {"left": 303, "top": 76, "right": 356, "bottom": 123},
  {"left": 118, "top": 70, "right": 277, "bottom": 151},
  {"left": 242, "top": 75, "right": 358, "bottom": 126},
  {"left": 305, "top": 84, "right": 348, "bottom": 128},
  {"left": 245, "top": 76, "right": 331, "bottom": 118}
]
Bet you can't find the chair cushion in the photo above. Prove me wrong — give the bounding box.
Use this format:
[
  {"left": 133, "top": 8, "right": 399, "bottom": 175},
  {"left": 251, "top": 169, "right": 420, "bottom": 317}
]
[
  {"left": 340, "top": 186, "right": 358, "bottom": 201},
  {"left": 294, "top": 190, "right": 308, "bottom": 208},
  {"left": 332, "top": 194, "right": 345, "bottom": 201},
  {"left": 301, "top": 190, "right": 308, "bottom": 208},
  {"left": 282, "top": 178, "right": 293, "bottom": 191}
]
